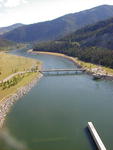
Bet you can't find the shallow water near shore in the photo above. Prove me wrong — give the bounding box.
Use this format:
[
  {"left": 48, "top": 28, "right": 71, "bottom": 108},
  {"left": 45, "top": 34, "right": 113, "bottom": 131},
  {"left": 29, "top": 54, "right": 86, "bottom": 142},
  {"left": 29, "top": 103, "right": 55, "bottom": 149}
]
[{"left": 1, "top": 49, "right": 113, "bottom": 150}]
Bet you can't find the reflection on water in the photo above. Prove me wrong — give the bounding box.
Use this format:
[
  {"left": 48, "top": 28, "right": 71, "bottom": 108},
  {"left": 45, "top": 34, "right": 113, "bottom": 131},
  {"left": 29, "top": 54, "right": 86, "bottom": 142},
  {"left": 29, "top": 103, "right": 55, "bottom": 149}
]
[{"left": 0, "top": 128, "right": 27, "bottom": 150}]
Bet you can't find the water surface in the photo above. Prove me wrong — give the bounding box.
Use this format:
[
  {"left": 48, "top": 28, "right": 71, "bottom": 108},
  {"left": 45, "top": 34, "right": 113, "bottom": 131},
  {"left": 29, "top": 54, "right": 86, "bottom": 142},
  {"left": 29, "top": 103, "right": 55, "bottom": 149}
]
[{"left": 1, "top": 49, "right": 113, "bottom": 150}]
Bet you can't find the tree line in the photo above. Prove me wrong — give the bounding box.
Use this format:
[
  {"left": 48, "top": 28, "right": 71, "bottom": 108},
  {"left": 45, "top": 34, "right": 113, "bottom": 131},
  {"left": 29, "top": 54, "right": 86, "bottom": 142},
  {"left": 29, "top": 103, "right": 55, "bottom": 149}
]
[{"left": 33, "top": 41, "right": 113, "bottom": 69}]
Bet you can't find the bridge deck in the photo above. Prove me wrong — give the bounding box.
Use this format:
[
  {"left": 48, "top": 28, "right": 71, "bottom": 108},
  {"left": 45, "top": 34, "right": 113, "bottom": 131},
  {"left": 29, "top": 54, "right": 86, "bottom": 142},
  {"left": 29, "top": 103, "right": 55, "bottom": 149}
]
[{"left": 39, "top": 68, "right": 85, "bottom": 72}]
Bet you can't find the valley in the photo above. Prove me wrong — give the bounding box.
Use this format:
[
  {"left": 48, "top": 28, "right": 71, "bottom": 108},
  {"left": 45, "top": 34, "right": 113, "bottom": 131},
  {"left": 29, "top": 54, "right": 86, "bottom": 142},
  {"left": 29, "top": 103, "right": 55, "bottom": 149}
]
[{"left": 0, "top": 3, "right": 113, "bottom": 150}]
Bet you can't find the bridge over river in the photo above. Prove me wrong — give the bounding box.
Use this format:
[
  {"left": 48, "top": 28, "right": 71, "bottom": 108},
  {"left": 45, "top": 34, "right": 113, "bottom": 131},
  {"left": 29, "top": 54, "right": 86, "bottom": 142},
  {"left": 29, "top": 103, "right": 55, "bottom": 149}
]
[{"left": 39, "top": 68, "right": 86, "bottom": 75}]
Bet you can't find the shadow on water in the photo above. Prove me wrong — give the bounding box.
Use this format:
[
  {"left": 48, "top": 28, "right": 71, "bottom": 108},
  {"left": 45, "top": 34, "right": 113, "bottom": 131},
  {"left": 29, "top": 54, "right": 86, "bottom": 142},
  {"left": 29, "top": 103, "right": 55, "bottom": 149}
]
[
  {"left": 0, "top": 128, "right": 27, "bottom": 150},
  {"left": 84, "top": 127, "right": 98, "bottom": 150}
]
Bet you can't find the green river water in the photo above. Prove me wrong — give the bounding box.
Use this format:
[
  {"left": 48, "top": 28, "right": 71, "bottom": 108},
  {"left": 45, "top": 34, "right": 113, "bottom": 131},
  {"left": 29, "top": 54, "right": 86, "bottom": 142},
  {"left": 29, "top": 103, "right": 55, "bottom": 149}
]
[{"left": 0, "top": 49, "right": 113, "bottom": 150}]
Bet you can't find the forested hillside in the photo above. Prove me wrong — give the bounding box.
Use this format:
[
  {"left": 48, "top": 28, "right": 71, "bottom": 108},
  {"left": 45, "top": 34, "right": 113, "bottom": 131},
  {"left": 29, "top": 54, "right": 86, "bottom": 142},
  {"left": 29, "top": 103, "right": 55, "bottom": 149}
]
[
  {"left": 33, "top": 14, "right": 113, "bottom": 70},
  {"left": 60, "top": 17, "right": 113, "bottom": 50}
]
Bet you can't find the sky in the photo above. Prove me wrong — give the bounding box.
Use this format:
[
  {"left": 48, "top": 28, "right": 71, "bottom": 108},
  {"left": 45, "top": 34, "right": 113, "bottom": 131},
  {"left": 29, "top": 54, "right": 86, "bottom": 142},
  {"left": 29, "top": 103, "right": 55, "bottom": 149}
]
[{"left": 0, "top": 0, "right": 113, "bottom": 27}]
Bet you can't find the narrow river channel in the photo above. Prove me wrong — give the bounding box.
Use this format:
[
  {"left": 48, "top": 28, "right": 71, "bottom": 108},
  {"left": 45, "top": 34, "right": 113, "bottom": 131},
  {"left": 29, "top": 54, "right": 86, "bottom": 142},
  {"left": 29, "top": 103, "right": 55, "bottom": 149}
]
[{"left": 1, "top": 49, "right": 113, "bottom": 150}]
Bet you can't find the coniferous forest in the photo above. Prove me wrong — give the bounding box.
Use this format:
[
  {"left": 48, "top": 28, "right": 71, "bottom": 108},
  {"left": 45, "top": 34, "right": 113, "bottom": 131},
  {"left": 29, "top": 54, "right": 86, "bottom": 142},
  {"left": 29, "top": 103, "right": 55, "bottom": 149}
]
[{"left": 33, "top": 41, "right": 113, "bottom": 69}]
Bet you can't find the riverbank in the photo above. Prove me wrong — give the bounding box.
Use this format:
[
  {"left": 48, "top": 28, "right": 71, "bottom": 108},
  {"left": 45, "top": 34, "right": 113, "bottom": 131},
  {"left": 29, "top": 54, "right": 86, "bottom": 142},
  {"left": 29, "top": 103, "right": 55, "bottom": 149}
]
[
  {"left": 0, "top": 52, "right": 43, "bottom": 128},
  {"left": 28, "top": 49, "right": 113, "bottom": 80},
  {"left": 0, "top": 73, "right": 43, "bottom": 128}
]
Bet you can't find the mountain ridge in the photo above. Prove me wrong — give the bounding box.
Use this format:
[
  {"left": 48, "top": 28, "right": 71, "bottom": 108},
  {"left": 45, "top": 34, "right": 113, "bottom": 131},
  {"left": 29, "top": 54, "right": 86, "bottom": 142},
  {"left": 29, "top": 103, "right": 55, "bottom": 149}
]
[{"left": 2, "top": 4, "right": 113, "bottom": 42}]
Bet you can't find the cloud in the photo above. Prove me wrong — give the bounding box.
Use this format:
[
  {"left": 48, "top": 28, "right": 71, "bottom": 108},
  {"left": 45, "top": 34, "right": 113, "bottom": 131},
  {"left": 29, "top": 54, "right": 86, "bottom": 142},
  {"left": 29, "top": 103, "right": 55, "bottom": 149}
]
[
  {"left": 0, "top": 0, "right": 4, "bottom": 7},
  {"left": 3, "top": 0, "right": 28, "bottom": 8}
]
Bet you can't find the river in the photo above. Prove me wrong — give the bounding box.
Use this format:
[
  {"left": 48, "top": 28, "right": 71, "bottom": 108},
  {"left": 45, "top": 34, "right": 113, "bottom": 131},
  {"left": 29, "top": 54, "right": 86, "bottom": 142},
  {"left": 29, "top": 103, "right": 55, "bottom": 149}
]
[{"left": 1, "top": 49, "right": 113, "bottom": 150}]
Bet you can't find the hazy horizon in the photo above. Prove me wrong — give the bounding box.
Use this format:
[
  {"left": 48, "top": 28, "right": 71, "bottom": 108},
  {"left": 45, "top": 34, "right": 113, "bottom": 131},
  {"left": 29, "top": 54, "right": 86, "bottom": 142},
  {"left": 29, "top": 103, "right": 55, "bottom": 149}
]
[{"left": 0, "top": 0, "right": 113, "bottom": 27}]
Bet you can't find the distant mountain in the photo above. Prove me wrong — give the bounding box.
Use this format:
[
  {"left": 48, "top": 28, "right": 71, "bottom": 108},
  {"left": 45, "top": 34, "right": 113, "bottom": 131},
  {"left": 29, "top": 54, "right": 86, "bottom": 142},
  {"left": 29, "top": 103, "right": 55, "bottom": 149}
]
[
  {"left": 0, "top": 23, "right": 24, "bottom": 35},
  {"left": 2, "top": 5, "right": 113, "bottom": 42}
]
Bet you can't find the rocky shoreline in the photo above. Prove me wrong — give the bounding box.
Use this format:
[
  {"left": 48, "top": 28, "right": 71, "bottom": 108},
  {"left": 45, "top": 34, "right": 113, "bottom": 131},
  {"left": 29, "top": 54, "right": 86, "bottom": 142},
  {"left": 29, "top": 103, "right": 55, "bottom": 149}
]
[{"left": 0, "top": 73, "right": 43, "bottom": 128}]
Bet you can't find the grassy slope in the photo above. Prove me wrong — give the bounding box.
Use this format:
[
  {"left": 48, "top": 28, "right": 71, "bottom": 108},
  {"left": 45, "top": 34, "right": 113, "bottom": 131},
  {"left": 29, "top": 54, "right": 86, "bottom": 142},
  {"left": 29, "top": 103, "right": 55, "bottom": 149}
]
[
  {"left": 0, "top": 52, "right": 39, "bottom": 80},
  {"left": 0, "top": 52, "right": 41, "bottom": 101}
]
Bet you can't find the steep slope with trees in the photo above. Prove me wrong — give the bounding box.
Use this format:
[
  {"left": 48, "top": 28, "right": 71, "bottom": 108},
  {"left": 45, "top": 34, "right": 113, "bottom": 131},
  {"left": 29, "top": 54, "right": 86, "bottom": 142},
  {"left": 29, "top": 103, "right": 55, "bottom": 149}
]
[{"left": 61, "top": 17, "right": 113, "bottom": 50}]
